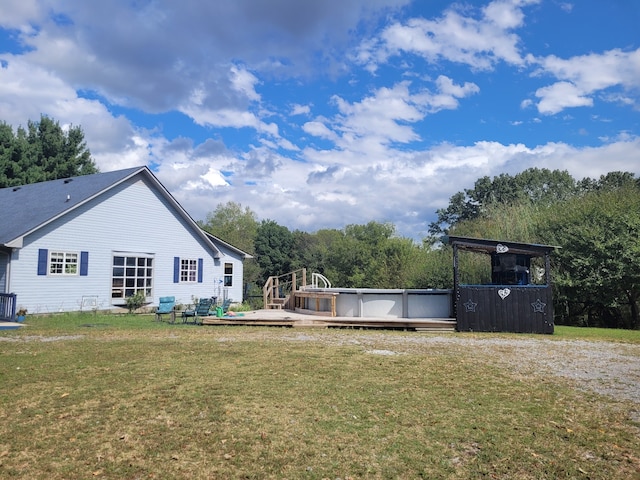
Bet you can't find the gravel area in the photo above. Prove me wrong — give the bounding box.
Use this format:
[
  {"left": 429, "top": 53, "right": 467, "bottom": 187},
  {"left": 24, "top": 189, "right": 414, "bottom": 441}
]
[{"left": 269, "top": 332, "right": 640, "bottom": 407}]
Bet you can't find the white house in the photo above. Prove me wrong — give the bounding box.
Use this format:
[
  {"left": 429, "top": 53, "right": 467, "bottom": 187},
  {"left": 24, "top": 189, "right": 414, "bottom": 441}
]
[{"left": 0, "top": 166, "right": 251, "bottom": 314}]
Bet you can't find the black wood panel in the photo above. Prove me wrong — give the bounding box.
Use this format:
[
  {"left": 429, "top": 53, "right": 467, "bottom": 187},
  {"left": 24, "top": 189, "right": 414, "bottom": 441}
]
[{"left": 456, "top": 286, "right": 554, "bottom": 334}]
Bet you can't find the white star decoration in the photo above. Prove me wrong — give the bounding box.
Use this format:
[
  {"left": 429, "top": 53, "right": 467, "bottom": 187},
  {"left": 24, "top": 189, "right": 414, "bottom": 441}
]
[
  {"left": 464, "top": 299, "right": 478, "bottom": 312},
  {"left": 531, "top": 298, "right": 546, "bottom": 313}
]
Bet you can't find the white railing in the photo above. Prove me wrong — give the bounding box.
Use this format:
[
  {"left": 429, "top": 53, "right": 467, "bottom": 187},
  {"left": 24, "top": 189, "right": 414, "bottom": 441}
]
[{"left": 310, "top": 272, "right": 331, "bottom": 289}]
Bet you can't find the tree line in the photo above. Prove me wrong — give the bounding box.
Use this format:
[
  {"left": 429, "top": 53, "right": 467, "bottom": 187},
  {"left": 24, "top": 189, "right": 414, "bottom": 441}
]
[
  {"left": 201, "top": 168, "right": 640, "bottom": 330},
  {"left": 2, "top": 116, "right": 638, "bottom": 329}
]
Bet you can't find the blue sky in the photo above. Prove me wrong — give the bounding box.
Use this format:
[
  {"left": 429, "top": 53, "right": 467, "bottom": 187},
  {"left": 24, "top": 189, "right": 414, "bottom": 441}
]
[{"left": 1, "top": 0, "right": 639, "bottom": 241}]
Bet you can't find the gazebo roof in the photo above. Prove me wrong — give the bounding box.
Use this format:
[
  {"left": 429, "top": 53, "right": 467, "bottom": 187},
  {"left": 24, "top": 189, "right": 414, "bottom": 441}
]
[{"left": 445, "top": 235, "right": 558, "bottom": 257}]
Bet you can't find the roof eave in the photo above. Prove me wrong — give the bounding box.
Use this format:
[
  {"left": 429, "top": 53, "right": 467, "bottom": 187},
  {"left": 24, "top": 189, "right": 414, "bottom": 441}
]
[
  {"left": 445, "top": 235, "right": 558, "bottom": 256},
  {"left": 204, "top": 232, "right": 253, "bottom": 259},
  {"left": 5, "top": 238, "right": 23, "bottom": 248}
]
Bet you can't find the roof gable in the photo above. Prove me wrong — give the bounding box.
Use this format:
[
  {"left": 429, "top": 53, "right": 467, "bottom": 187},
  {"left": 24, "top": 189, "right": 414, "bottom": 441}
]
[{"left": 0, "top": 166, "right": 220, "bottom": 257}]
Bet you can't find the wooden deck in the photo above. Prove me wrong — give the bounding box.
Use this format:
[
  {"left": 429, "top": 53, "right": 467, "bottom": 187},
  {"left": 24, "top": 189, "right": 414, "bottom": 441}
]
[{"left": 201, "top": 309, "right": 457, "bottom": 332}]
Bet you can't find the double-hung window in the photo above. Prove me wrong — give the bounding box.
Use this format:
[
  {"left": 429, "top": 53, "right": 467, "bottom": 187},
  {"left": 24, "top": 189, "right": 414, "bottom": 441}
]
[
  {"left": 49, "top": 251, "right": 78, "bottom": 275},
  {"left": 37, "top": 249, "right": 88, "bottom": 276},
  {"left": 173, "top": 257, "right": 203, "bottom": 284},
  {"left": 180, "top": 259, "right": 198, "bottom": 282}
]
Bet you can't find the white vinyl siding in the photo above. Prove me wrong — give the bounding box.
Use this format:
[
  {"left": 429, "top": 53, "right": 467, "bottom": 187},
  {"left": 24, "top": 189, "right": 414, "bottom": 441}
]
[{"left": 10, "top": 174, "right": 244, "bottom": 313}]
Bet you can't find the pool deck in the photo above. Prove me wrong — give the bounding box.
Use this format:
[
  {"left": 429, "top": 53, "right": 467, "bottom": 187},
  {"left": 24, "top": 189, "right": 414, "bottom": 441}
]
[{"left": 201, "top": 309, "right": 457, "bottom": 332}]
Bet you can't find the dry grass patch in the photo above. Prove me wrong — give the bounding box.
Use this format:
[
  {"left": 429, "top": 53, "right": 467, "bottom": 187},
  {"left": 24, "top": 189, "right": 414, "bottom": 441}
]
[{"left": 0, "top": 319, "right": 639, "bottom": 479}]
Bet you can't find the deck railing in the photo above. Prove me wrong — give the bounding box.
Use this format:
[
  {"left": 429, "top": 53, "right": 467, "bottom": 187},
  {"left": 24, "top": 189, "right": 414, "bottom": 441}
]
[
  {"left": 0, "top": 293, "right": 17, "bottom": 321},
  {"left": 263, "top": 268, "right": 307, "bottom": 309}
]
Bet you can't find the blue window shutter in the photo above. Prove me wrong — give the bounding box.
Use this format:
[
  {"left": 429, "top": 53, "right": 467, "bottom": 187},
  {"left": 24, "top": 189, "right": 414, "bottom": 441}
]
[
  {"left": 80, "top": 251, "right": 89, "bottom": 276},
  {"left": 173, "top": 257, "right": 180, "bottom": 283},
  {"left": 197, "top": 258, "right": 203, "bottom": 283},
  {"left": 37, "top": 249, "right": 48, "bottom": 275}
]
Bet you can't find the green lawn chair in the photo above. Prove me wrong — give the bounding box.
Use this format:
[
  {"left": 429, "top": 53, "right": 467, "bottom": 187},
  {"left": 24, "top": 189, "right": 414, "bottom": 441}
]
[
  {"left": 182, "top": 298, "right": 212, "bottom": 325},
  {"left": 155, "top": 296, "right": 176, "bottom": 323}
]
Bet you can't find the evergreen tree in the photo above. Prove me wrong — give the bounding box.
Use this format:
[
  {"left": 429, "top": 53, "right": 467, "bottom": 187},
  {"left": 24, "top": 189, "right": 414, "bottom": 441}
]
[{"left": 0, "top": 115, "right": 98, "bottom": 187}]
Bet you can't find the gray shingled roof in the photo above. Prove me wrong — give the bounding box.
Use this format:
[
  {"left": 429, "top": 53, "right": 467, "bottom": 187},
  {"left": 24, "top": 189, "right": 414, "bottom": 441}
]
[{"left": 0, "top": 166, "right": 147, "bottom": 247}]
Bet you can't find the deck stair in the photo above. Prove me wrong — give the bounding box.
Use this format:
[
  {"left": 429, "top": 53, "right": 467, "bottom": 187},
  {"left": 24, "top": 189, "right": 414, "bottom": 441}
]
[
  {"left": 263, "top": 268, "right": 309, "bottom": 310},
  {"left": 267, "top": 296, "right": 288, "bottom": 310}
]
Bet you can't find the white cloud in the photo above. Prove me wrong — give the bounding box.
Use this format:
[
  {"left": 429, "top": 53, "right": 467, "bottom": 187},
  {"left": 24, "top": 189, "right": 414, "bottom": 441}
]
[
  {"left": 1, "top": 0, "right": 638, "bottom": 243},
  {"left": 533, "top": 48, "right": 640, "bottom": 114},
  {"left": 0, "top": 0, "right": 42, "bottom": 28},
  {"left": 303, "top": 77, "right": 478, "bottom": 161},
  {"left": 290, "top": 103, "right": 311, "bottom": 115},
  {"left": 535, "top": 81, "right": 593, "bottom": 115},
  {"left": 356, "top": 0, "right": 538, "bottom": 71},
  {"left": 230, "top": 65, "right": 261, "bottom": 102},
  {"left": 303, "top": 121, "right": 337, "bottom": 140},
  {"left": 0, "top": 54, "right": 151, "bottom": 171}
]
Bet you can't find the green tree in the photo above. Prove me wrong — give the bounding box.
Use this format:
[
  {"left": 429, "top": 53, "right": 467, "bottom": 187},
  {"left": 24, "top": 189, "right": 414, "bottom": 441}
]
[
  {"left": 329, "top": 222, "right": 389, "bottom": 287},
  {"left": 199, "top": 202, "right": 261, "bottom": 299},
  {"left": 539, "top": 185, "right": 640, "bottom": 329},
  {"left": 254, "top": 220, "right": 294, "bottom": 284},
  {"left": 0, "top": 115, "right": 98, "bottom": 187},
  {"left": 429, "top": 168, "right": 576, "bottom": 236},
  {"left": 577, "top": 171, "right": 639, "bottom": 193},
  {"left": 292, "top": 228, "right": 345, "bottom": 286},
  {"left": 199, "top": 201, "right": 258, "bottom": 255}
]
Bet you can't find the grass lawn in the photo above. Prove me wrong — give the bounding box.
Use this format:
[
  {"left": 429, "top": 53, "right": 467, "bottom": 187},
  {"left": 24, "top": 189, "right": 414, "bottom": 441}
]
[{"left": 1, "top": 314, "right": 639, "bottom": 479}]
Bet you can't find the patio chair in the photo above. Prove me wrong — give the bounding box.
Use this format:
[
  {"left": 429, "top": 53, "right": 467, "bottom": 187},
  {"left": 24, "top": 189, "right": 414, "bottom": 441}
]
[
  {"left": 221, "top": 298, "right": 232, "bottom": 314},
  {"left": 155, "top": 296, "right": 176, "bottom": 323},
  {"left": 182, "top": 297, "right": 213, "bottom": 325}
]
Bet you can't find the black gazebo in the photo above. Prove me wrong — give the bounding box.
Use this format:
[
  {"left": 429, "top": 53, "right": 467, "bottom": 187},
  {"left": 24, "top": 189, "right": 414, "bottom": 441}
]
[{"left": 446, "top": 236, "right": 557, "bottom": 334}]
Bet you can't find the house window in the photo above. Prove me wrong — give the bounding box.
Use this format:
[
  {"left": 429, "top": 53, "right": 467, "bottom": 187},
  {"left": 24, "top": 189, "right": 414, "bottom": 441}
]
[
  {"left": 180, "top": 259, "right": 198, "bottom": 282},
  {"left": 49, "top": 251, "right": 78, "bottom": 275},
  {"left": 224, "top": 263, "right": 233, "bottom": 286},
  {"left": 111, "top": 254, "right": 153, "bottom": 301}
]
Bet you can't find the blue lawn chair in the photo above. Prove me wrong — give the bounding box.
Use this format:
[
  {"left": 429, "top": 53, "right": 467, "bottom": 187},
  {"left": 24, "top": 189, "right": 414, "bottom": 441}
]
[{"left": 155, "top": 296, "right": 176, "bottom": 323}]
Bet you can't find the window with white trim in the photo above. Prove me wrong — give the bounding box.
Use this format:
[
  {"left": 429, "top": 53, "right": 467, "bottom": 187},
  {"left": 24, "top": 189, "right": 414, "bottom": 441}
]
[
  {"left": 180, "top": 258, "right": 198, "bottom": 282},
  {"left": 111, "top": 254, "right": 153, "bottom": 301},
  {"left": 49, "top": 251, "right": 78, "bottom": 275},
  {"left": 224, "top": 262, "right": 233, "bottom": 286}
]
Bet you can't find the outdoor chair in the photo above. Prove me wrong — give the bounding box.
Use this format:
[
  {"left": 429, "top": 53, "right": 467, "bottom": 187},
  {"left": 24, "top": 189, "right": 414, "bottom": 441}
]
[
  {"left": 221, "top": 298, "right": 232, "bottom": 314},
  {"left": 182, "top": 297, "right": 213, "bottom": 325},
  {"left": 155, "top": 296, "right": 176, "bottom": 323}
]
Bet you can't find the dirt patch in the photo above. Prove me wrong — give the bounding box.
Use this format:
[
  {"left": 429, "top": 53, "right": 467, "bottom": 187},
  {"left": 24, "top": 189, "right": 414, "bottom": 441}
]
[{"left": 0, "top": 334, "right": 85, "bottom": 343}]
